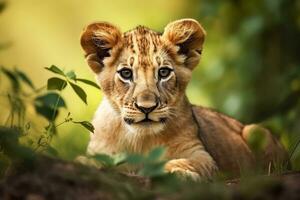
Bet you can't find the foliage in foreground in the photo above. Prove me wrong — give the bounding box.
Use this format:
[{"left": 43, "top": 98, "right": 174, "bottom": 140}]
[{"left": 0, "top": 126, "right": 300, "bottom": 200}]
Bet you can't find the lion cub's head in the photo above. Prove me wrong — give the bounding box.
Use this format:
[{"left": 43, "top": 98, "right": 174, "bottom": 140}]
[{"left": 81, "top": 19, "right": 205, "bottom": 133}]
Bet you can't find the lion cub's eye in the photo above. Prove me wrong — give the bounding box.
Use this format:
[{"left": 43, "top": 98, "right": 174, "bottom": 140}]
[
  {"left": 118, "top": 68, "right": 133, "bottom": 80},
  {"left": 158, "top": 67, "right": 173, "bottom": 79}
]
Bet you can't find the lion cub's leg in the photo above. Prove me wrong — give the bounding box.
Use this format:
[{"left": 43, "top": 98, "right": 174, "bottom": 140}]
[
  {"left": 242, "top": 124, "right": 288, "bottom": 169},
  {"left": 164, "top": 148, "right": 218, "bottom": 181},
  {"left": 165, "top": 159, "right": 201, "bottom": 181}
]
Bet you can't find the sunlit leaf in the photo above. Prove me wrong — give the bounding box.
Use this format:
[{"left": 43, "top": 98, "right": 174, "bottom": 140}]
[
  {"left": 45, "top": 65, "right": 65, "bottom": 76},
  {"left": 66, "top": 70, "right": 76, "bottom": 80},
  {"left": 113, "top": 153, "right": 127, "bottom": 166},
  {"left": 69, "top": 82, "right": 87, "bottom": 104},
  {"left": 73, "top": 121, "right": 94, "bottom": 132},
  {"left": 47, "top": 77, "right": 67, "bottom": 91},
  {"left": 76, "top": 78, "right": 100, "bottom": 90},
  {"left": 92, "top": 154, "right": 114, "bottom": 167},
  {"left": 125, "top": 154, "right": 144, "bottom": 164},
  {"left": 147, "top": 147, "right": 165, "bottom": 161},
  {"left": 138, "top": 161, "right": 166, "bottom": 177},
  {"left": 14, "top": 68, "right": 35, "bottom": 89}
]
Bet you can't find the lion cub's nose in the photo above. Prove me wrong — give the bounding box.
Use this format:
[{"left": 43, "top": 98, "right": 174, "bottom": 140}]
[
  {"left": 135, "top": 93, "right": 158, "bottom": 114},
  {"left": 135, "top": 103, "right": 158, "bottom": 114}
]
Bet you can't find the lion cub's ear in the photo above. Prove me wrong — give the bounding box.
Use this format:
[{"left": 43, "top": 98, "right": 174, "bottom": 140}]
[
  {"left": 80, "top": 22, "right": 123, "bottom": 73},
  {"left": 162, "top": 19, "right": 206, "bottom": 70}
]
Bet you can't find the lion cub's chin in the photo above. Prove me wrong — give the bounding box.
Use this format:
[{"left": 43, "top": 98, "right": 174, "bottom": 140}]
[{"left": 124, "top": 122, "right": 165, "bottom": 136}]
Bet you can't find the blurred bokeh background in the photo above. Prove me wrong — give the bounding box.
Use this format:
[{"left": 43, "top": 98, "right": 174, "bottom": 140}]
[{"left": 0, "top": 0, "right": 300, "bottom": 168}]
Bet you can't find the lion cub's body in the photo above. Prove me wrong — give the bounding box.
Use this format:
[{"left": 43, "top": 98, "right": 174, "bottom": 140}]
[
  {"left": 80, "top": 19, "right": 288, "bottom": 180},
  {"left": 88, "top": 97, "right": 217, "bottom": 178},
  {"left": 88, "top": 98, "right": 286, "bottom": 179}
]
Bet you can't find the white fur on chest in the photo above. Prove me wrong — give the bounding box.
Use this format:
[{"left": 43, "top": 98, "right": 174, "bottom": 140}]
[{"left": 87, "top": 98, "right": 163, "bottom": 155}]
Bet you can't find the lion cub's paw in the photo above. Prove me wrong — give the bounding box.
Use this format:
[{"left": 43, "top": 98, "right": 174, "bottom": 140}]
[
  {"left": 165, "top": 159, "right": 202, "bottom": 181},
  {"left": 167, "top": 166, "right": 201, "bottom": 181}
]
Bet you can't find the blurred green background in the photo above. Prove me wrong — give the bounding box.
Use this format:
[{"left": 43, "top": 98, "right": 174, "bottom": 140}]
[{"left": 0, "top": 0, "right": 300, "bottom": 168}]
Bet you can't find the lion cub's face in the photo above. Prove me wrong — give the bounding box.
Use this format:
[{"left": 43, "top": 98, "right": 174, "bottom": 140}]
[{"left": 81, "top": 19, "right": 205, "bottom": 133}]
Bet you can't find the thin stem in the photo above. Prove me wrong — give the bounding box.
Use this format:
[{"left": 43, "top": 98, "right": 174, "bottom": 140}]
[
  {"left": 45, "top": 81, "right": 67, "bottom": 136},
  {"left": 55, "top": 120, "right": 67, "bottom": 128}
]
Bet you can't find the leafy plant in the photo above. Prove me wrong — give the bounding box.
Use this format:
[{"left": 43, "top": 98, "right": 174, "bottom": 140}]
[
  {"left": 91, "top": 147, "right": 167, "bottom": 178},
  {"left": 0, "top": 65, "right": 97, "bottom": 155},
  {"left": 0, "top": 65, "right": 101, "bottom": 175},
  {"left": 45, "top": 65, "right": 100, "bottom": 104}
]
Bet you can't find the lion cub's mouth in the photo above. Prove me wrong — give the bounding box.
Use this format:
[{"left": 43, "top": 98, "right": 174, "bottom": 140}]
[
  {"left": 124, "top": 117, "right": 166, "bottom": 125},
  {"left": 140, "top": 118, "right": 153, "bottom": 123}
]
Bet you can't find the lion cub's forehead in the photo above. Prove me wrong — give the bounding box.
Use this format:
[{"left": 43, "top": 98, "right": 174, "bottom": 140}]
[
  {"left": 121, "top": 26, "right": 171, "bottom": 68},
  {"left": 123, "top": 26, "right": 162, "bottom": 54}
]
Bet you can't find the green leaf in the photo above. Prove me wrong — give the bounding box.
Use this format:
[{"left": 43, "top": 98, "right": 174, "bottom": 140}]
[
  {"left": 66, "top": 70, "right": 77, "bottom": 80},
  {"left": 35, "top": 93, "right": 66, "bottom": 109},
  {"left": 139, "top": 161, "right": 166, "bottom": 177},
  {"left": 92, "top": 154, "right": 114, "bottom": 167},
  {"left": 125, "top": 154, "right": 144, "bottom": 165},
  {"left": 1, "top": 67, "right": 20, "bottom": 92},
  {"left": 147, "top": 147, "right": 165, "bottom": 161},
  {"left": 47, "top": 77, "right": 67, "bottom": 91},
  {"left": 45, "top": 65, "right": 65, "bottom": 76},
  {"left": 14, "top": 69, "right": 35, "bottom": 89},
  {"left": 113, "top": 153, "right": 127, "bottom": 166},
  {"left": 34, "top": 104, "right": 58, "bottom": 121},
  {"left": 69, "top": 82, "right": 87, "bottom": 104},
  {"left": 76, "top": 78, "right": 100, "bottom": 90},
  {"left": 73, "top": 121, "right": 94, "bottom": 132}
]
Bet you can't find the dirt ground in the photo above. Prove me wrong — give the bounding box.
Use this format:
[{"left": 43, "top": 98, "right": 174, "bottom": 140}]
[{"left": 0, "top": 156, "right": 300, "bottom": 200}]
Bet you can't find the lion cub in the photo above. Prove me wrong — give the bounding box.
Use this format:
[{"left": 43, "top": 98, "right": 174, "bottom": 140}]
[{"left": 80, "top": 19, "right": 288, "bottom": 180}]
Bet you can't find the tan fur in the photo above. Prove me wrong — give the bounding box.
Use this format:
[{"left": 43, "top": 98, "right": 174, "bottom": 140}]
[{"left": 80, "top": 19, "right": 288, "bottom": 180}]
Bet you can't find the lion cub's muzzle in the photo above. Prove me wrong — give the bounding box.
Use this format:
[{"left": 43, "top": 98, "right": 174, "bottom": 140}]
[
  {"left": 135, "top": 92, "right": 159, "bottom": 112},
  {"left": 124, "top": 91, "right": 167, "bottom": 125},
  {"left": 134, "top": 100, "right": 158, "bottom": 115}
]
